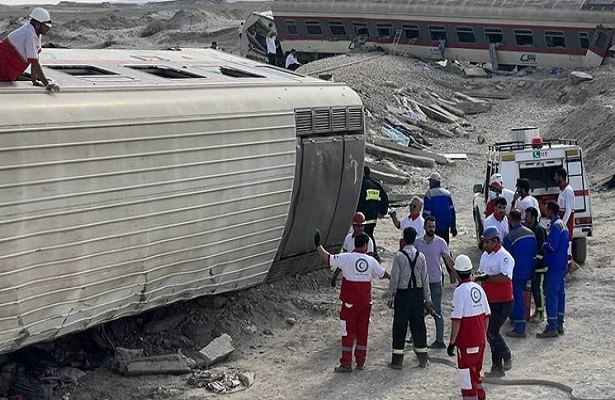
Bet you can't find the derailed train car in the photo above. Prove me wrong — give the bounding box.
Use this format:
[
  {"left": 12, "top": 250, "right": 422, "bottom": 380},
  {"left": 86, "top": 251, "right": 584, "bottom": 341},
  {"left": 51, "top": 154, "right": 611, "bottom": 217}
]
[
  {"left": 266, "top": 0, "right": 615, "bottom": 68},
  {"left": 0, "top": 48, "right": 364, "bottom": 353}
]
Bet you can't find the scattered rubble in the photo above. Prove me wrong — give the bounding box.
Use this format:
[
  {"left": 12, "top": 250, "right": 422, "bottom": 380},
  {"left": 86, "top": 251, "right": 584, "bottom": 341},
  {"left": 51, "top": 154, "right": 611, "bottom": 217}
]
[
  {"left": 570, "top": 71, "right": 594, "bottom": 83},
  {"left": 187, "top": 369, "right": 254, "bottom": 394}
]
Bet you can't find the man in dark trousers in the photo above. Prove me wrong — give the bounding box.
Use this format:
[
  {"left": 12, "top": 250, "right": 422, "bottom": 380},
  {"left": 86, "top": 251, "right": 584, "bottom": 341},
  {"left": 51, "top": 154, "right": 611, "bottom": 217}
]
[
  {"left": 388, "top": 227, "right": 432, "bottom": 369},
  {"left": 537, "top": 201, "right": 569, "bottom": 338},
  {"left": 357, "top": 166, "right": 389, "bottom": 261},
  {"left": 525, "top": 206, "right": 547, "bottom": 323},
  {"left": 503, "top": 209, "right": 536, "bottom": 338}
]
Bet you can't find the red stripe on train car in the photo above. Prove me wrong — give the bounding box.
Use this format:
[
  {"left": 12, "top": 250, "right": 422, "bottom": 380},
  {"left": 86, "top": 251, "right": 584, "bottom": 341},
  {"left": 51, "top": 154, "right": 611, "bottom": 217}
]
[{"left": 574, "top": 190, "right": 589, "bottom": 196}]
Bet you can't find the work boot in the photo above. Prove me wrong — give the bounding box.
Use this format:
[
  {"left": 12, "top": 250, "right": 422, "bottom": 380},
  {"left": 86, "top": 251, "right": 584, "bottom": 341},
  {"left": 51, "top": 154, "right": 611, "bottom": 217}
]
[
  {"left": 503, "top": 354, "right": 513, "bottom": 371},
  {"left": 536, "top": 327, "right": 559, "bottom": 338},
  {"left": 505, "top": 330, "right": 527, "bottom": 338},
  {"left": 484, "top": 366, "right": 505, "bottom": 378},
  {"left": 389, "top": 354, "right": 403, "bottom": 370},
  {"left": 333, "top": 365, "right": 352, "bottom": 373},
  {"left": 428, "top": 341, "right": 446, "bottom": 349},
  {"left": 416, "top": 353, "right": 429, "bottom": 368},
  {"left": 530, "top": 310, "right": 544, "bottom": 323},
  {"left": 355, "top": 364, "right": 365, "bottom": 371},
  {"left": 557, "top": 323, "right": 565, "bottom": 335}
]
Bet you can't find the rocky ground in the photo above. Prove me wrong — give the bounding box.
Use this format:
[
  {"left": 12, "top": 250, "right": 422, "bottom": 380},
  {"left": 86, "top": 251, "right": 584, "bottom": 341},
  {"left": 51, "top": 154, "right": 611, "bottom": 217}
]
[{"left": 2, "top": 1, "right": 615, "bottom": 400}]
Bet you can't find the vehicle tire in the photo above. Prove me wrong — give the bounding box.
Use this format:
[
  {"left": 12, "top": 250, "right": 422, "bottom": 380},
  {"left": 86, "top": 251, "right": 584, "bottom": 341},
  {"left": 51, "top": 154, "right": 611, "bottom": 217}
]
[
  {"left": 572, "top": 237, "right": 587, "bottom": 264},
  {"left": 474, "top": 209, "right": 483, "bottom": 250}
]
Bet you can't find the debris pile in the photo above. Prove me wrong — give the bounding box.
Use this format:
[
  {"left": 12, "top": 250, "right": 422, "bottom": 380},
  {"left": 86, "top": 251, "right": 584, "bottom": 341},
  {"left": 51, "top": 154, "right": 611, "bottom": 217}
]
[{"left": 187, "top": 369, "right": 254, "bottom": 394}]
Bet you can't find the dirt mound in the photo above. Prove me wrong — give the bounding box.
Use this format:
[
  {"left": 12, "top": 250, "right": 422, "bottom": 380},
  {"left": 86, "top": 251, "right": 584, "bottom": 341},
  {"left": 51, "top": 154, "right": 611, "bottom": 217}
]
[
  {"left": 62, "top": 13, "right": 141, "bottom": 31},
  {"left": 167, "top": 9, "right": 238, "bottom": 32}
]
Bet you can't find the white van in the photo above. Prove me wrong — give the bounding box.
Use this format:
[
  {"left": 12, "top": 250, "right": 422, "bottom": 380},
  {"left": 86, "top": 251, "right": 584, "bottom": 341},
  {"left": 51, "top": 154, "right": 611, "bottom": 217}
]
[{"left": 472, "top": 128, "right": 592, "bottom": 263}]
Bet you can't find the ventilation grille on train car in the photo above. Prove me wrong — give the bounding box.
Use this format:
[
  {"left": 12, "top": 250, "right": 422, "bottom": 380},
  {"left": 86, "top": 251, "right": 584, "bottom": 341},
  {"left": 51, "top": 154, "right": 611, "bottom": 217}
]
[{"left": 294, "top": 107, "right": 364, "bottom": 135}]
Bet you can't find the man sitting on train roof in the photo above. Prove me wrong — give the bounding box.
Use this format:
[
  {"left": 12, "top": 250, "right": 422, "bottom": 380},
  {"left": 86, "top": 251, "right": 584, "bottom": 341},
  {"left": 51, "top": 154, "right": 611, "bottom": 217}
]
[
  {"left": 0, "top": 7, "right": 60, "bottom": 92},
  {"left": 285, "top": 49, "right": 301, "bottom": 71}
]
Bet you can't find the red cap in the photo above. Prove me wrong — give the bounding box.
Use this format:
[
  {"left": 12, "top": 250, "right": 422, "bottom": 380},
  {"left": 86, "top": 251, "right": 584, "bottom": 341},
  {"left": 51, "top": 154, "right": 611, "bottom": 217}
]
[{"left": 489, "top": 181, "right": 503, "bottom": 191}]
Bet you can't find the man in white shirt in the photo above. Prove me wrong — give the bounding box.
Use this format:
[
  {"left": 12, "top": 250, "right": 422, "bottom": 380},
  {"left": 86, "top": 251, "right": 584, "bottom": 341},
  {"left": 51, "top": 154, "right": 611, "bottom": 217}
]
[
  {"left": 490, "top": 174, "right": 515, "bottom": 215},
  {"left": 484, "top": 197, "right": 509, "bottom": 241},
  {"left": 390, "top": 196, "right": 425, "bottom": 245},
  {"left": 513, "top": 178, "right": 540, "bottom": 222},
  {"left": 266, "top": 26, "right": 277, "bottom": 65},
  {"left": 555, "top": 167, "right": 575, "bottom": 271},
  {"left": 0, "top": 7, "right": 59, "bottom": 91},
  {"left": 285, "top": 49, "right": 301, "bottom": 71}
]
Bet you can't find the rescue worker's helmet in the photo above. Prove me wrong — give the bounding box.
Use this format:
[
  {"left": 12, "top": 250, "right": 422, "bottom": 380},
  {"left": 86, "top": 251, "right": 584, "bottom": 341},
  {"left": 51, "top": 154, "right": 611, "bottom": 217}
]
[
  {"left": 481, "top": 226, "right": 500, "bottom": 240},
  {"left": 29, "top": 7, "right": 52, "bottom": 27},
  {"left": 352, "top": 212, "right": 366, "bottom": 226},
  {"left": 454, "top": 255, "right": 473, "bottom": 272},
  {"left": 489, "top": 173, "right": 503, "bottom": 185}
]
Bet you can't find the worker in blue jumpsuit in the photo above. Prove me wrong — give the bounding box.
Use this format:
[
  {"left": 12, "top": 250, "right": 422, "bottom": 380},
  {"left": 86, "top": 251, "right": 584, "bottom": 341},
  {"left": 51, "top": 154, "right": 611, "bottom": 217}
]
[
  {"left": 502, "top": 209, "right": 536, "bottom": 338},
  {"left": 537, "top": 201, "right": 569, "bottom": 338}
]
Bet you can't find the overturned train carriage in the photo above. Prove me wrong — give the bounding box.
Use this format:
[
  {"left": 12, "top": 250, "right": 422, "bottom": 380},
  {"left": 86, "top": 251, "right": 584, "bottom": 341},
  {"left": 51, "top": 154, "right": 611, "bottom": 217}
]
[{"left": 0, "top": 48, "right": 365, "bottom": 353}]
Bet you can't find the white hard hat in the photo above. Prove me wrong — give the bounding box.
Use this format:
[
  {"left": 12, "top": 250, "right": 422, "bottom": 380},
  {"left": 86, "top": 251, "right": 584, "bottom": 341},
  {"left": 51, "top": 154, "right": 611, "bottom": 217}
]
[
  {"left": 427, "top": 172, "right": 441, "bottom": 182},
  {"left": 29, "top": 7, "right": 52, "bottom": 27},
  {"left": 489, "top": 173, "right": 503, "bottom": 185},
  {"left": 454, "top": 255, "right": 473, "bottom": 272}
]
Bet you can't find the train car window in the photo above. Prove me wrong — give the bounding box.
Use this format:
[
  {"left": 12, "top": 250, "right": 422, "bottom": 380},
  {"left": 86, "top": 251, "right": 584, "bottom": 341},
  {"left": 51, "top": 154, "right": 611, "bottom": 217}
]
[
  {"left": 579, "top": 32, "right": 590, "bottom": 49},
  {"left": 429, "top": 26, "right": 447, "bottom": 41},
  {"left": 595, "top": 31, "right": 609, "bottom": 49},
  {"left": 329, "top": 21, "right": 347, "bottom": 36},
  {"left": 485, "top": 28, "right": 504, "bottom": 44},
  {"left": 353, "top": 23, "right": 369, "bottom": 37},
  {"left": 46, "top": 65, "right": 119, "bottom": 76},
  {"left": 456, "top": 27, "right": 476, "bottom": 43},
  {"left": 402, "top": 25, "right": 419, "bottom": 40},
  {"left": 306, "top": 21, "right": 322, "bottom": 35},
  {"left": 126, "top": 65, "right": 205, "bottom": 79},
  {"left": 286, "top": 20, "right": 298, "bottom": 35},
  {"left": 514, "top": 30, "right": 534, "bottom": 46},
  {"left": 545, "top": 31, "right": 566, "bottom": 48},
  {"left": 377, "top": 24, "right": 393, "bottom": 38}
]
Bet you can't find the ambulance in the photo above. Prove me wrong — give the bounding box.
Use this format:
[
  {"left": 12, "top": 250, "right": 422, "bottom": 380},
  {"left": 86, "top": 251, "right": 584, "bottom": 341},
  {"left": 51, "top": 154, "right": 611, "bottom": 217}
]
[{"left": 472, "top": 127, "right": 592, "bottom": 263}]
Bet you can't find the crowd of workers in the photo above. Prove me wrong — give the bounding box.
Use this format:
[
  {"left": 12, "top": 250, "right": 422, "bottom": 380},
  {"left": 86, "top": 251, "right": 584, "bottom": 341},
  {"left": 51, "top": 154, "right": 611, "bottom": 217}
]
[{"left": 314, "top": 165, "right": 575, "bottom": 400}]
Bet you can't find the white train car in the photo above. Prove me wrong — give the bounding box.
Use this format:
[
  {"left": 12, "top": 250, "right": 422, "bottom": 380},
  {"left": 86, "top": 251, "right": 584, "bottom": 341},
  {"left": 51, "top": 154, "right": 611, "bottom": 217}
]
[
  {"left": 0, "top": 48, "right": 365, "bottom": 353},
  {"left": 271, "top": 0, "right": 615, "bottom": 68}
]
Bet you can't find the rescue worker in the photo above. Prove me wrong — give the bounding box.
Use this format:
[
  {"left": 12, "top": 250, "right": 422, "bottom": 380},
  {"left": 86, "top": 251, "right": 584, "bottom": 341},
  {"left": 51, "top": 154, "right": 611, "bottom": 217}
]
[
  {"left": 265, "top": 25, "right": 277, "bottom": 65},
  {"left": 314, "top": 230, "right": 390, "bottom": 371},
  {"left": 388, "top": 227, "right": 431, "bottom": 369},
  {"left": 484, "top": 197, "right": 509, "bottom": 241},
  {"left": 416, "top": 216, "right": 455, "bottom": 348},
  {"left": 490, "top": 173, "right": 515, "bottom": 215},
  {"left": 448, "top": 255, "right": 490, "bottom": 400},
  {"left": 285, "top": 49, "right": 301, "bottom": 71},
  {"left": 475, "top": 226, "right": 514, "bottom": 378},
  {"left": 423, "top": 172, "right": 457, "bottom": 243},
  {"left": 512, "top": 178, "right": 540, "bottom": 223},
  {"left": 503, "top": 209, "right": 536, "bottom": 338},
  {"left": 484, "top": 180, "right": 503, "bottom": 218},
  {"left": 389, "top": 195, "right": 425, "bottom": 248},
  {"left": 555, "top": 168, "right": 575, "bottom": 272},
  {"left": 537, "top": 201, "right": 569, "bottom": 338},
  {"left": 357, "top": 166, "right": 389, "bottom": 262},
  {"left": 0, "top": 7, "right": 60, "bottom": 92},
  {"left": 525, "top": 206, "right": 548, "bottom": 323},
  {"left": 330, "top": 212, "right": 375, "bottom": 287}
]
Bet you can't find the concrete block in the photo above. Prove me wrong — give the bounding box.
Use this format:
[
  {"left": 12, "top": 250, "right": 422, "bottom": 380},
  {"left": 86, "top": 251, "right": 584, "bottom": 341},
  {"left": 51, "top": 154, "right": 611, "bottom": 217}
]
[
  {"left": 121, "top": 354, "right": 191, "bottom": 376},
  {"left": 198, "top": 334, "right": 235, "bottom": 367}
]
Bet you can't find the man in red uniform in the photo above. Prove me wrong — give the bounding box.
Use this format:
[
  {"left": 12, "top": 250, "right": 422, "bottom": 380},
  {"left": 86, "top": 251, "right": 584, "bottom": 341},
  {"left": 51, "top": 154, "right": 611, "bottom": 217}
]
[
  {"left": 0, "top": 7, "right": 60, "bottom": 92},
  {"left": 314, "top": 229, "right": 390, "bottom": 372},
  {"left": 448, "top": 255, "right": 490, "bottom": 400},
  {"left": 555, "top": 168, "right": 574, "bottom": 272}
]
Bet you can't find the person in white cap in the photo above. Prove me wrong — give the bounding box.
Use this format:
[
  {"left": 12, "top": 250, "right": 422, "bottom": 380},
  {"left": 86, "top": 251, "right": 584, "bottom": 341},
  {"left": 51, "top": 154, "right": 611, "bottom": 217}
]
[
  {"left": 489, "top": 173, "right": 514, "bottom": 215},
  {"left": 448, "top": 254, "right": 490, "bottom": 400},
  {"left": 0, "top": 7, "right": 60, "bottom": 92}
]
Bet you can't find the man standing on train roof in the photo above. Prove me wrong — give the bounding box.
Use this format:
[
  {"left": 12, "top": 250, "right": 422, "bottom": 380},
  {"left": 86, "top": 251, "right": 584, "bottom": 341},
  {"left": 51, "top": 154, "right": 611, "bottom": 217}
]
[
  {"left": 266, "top": 24, "right": 277, "bottom": 65},
  {"left": 0, "top": 7, "right": 60, "bottom": 92},
  {"left": 330, "top": 212, "right": 375, "bottom": 287},
  {"left": 314, "top": 229, "right": 390, "bottom": 372},
  {"left": 356, "top": 166, "right": 389, "bottom": 262}
]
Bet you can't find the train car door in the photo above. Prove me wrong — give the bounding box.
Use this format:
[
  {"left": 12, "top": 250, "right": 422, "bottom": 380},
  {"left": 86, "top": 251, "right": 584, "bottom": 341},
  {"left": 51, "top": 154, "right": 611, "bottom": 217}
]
[{"left": 583, "top": 26, "right": 615, "bottom": 67}]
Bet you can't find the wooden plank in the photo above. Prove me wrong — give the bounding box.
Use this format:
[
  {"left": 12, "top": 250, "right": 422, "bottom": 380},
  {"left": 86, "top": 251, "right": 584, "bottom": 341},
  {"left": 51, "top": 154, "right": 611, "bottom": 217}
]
[
  {"left": 373, "top": 137, "right": 450, "bottom": 165},
  {"left": 366, "top": 143, "right": 436, "bottom": 168},
  {"left": 415, "top": 101, "right": 458, "bottom": 123},
  {"left": 364, "top": 159, "right": 410, "bottom": 177},
  {"left": 464, "top": 92, "right": 512, "bottom": 100}
]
